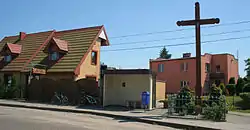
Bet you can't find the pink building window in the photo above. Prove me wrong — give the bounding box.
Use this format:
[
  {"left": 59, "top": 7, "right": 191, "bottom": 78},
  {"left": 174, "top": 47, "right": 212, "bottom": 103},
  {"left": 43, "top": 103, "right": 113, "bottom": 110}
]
[
  {"left": 158, "top": 64, "right": 164, "bottom": 72},
  {"left": 216, "top": 65, "right": 221, "bottom": 73},
  {"left": 205, "top": 63, "right": 211, "bottom": 73},
  {"left": 181, "top": 62, "right": 188, "bottom": 72}
]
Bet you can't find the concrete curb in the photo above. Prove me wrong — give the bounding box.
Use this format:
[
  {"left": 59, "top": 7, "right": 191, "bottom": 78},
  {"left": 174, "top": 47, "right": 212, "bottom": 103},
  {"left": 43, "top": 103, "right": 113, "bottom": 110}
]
[
  {"left": 228, "top": 111, "right": 250, "bottom": 117},
  {"left": 0, "top": 102, "right": 220, "bottom": 130}
]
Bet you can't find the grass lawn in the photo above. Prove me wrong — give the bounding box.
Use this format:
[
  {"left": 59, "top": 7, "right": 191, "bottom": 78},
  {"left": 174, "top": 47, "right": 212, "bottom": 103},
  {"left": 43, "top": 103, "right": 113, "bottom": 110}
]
[{"left": 226, "top": 96, "right": 250, "bottom": 113}]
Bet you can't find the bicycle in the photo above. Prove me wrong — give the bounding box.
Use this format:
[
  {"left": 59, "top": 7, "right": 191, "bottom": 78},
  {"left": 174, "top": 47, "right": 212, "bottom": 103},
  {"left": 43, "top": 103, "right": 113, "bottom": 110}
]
[{"left": 51, "top": 92, "right": 69, "bottom": 105}]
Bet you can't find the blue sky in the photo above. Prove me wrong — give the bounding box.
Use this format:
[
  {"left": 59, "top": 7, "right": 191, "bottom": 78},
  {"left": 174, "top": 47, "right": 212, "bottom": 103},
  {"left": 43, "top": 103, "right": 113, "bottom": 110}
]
[{"left": 0, "top": 0, "right": 249, "bottom": 77}]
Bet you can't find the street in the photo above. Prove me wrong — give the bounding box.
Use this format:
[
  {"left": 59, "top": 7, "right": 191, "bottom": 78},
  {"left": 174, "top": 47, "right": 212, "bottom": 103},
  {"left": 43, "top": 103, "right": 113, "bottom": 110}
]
[{"left": 0, "top": 106, "right": 176, "bottom": 130}]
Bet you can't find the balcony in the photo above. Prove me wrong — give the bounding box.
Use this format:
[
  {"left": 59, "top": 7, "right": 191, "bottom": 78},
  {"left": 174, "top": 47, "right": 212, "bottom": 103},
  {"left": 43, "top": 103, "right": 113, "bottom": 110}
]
[{"left": 209, "top": 72, "right": 225, "bottom": 79}]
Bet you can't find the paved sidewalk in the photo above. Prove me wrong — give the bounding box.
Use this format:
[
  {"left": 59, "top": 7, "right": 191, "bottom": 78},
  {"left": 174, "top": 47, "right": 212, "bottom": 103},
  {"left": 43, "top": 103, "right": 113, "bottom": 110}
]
[{"left": 0, "top": 99, "right": 250, "bottom": 130}]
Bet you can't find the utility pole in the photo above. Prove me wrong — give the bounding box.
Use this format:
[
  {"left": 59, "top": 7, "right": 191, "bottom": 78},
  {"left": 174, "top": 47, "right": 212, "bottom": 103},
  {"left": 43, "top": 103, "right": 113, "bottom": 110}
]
[{"left": 176, "top": 2, "right": 220, "bottom": 97}]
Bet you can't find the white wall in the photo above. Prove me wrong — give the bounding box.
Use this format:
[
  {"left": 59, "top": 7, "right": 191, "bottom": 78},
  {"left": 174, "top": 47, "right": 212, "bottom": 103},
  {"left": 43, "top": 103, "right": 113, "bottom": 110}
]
[{"left": 103, "top": 74, "right": 153, "bottom": 110}]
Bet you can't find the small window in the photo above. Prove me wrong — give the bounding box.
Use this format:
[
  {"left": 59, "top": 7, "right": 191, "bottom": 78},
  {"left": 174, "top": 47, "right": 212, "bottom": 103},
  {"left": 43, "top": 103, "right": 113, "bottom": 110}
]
[
  {"left": 181, "top": 62, "right": 188, "bottom": 72},
  {"left": 4, "top": 55, "right": 12, "bottom": 62},
  {"left": 91, "top": 51, "right": 97, "bottom": 65},
  {"left": 49, "top": 52, "right": 59, "bottom": 61},
  {"left": 158, "top": 64, "right": 164, "bottom": 72},
  {"left": 216, "top": 65, "right": 220, "bottom": 73},
  {"left": 205, "top": 63, "right": 211, "bottom": 73},
  {"left": 122, "top": 82, "right": 126, "bottom": 87}
]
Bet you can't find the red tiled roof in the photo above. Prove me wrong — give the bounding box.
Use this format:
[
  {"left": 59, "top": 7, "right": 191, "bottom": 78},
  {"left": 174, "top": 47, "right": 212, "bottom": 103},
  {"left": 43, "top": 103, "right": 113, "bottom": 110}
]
[
  {"left": 0, "top": 25, "right": 109, "bottom": 73},
  {"left": 6, "top": 43, "right": 22, "bottom": 54},
  {"left": 52, "top": 37, "right": 68, "bottom": 52}
]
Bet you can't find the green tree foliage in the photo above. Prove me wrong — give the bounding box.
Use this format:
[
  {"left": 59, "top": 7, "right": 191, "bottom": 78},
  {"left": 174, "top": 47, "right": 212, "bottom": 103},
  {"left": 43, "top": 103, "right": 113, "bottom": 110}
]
[
  {"left": 175, "top": 86, "right": 194, "bottom": 115},
  {"left": 226, "top": 84, "right": 236, "bottom": 96},
  {"left": 236, "top": 77, "right": 244, "bottom": 95},
  {"left": 245, "top": 58, "right": 250, "bottom": 77},
  {"left": 159, "top": 46, "right": 171, "bottom": 59},
  {"left": 229, "top": 77, "right": 236, "bottom": 84},
  {"left": 219, "top": 83, "right": 228, "bottom": 95}
]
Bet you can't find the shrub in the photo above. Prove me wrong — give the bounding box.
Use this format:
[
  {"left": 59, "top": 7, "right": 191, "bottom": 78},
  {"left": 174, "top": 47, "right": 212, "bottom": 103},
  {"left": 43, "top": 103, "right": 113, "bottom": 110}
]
[
  {"left": 239, "top": 93, "right": 250, "bottom": 102},
  {"left": 239, "top": 93, "right": 250, "bottom": 109},
  {"left": 226, "top": 84, "right": 236, "bottom": 96},
  {"left": 205, "top": 84, "right": 222, "bottom": 107},
  {"left": 175, "top": 86, "right": 194, "bottom": 115},
  {"left": 229, "top": 77, "right": 236, "bottom": 84},
  {"left": 236, "top": 78, "right": 245, "bottom": 95},
  {"left": 203, "top": 96, "right": 227, "bottom": 121},
  {"left": 243, "top": 82, "right": 250, "bottom": 92},
  {"left": 219, "top": 83, "right": 228, "bottom": 95}
]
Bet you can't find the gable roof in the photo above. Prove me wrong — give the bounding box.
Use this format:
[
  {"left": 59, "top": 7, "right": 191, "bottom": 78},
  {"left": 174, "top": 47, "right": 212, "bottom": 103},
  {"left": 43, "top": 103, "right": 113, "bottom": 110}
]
[
  {"left": 0, "top": 25, "right": 109, "bottom": 73},
  {"left": 21, "top": 25, "right": 108, "bottom": 74},
  {"left": 2, "top": 43, "right": 22, "bottom": 54},
  {"left": 0, "top": 31, "right": 54, "bottom": 71},
  {"left": 52, "top": 37, "right": 68, "bottom": 52}
]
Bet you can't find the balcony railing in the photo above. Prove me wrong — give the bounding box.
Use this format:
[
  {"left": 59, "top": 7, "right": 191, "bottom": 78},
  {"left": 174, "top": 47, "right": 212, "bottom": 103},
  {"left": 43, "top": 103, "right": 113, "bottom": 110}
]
[{"left": 209, "top": 72, "right": 225, "bottom": 79}]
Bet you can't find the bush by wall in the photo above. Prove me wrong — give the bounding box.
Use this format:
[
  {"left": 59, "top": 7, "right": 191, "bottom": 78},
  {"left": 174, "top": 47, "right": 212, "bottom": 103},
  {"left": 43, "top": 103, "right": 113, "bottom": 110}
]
[{"left": 175, "top": 86, "right": 195, "bottom": 115}]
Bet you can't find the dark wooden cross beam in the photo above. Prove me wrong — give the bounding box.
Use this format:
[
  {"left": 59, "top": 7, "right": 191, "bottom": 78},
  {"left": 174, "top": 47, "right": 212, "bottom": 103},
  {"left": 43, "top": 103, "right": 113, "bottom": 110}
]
[{"left": 176, "top": 2, "right": 220, "bottom": 97}]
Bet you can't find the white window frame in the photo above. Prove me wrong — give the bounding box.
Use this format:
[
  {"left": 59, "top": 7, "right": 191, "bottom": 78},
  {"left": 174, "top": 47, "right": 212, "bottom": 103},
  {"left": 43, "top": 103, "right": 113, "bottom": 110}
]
[
  {"left": 181, "top": 81, "right": 189, "bottom": 88},
  {"left": 182, "top": 62, "right": 188, "bottom": 72},
  {"left": 4, "top": 55, "right": 12, "bottom": 62},
  {"left": 158, "top": 64, "right": 164, "bottom": 72}
]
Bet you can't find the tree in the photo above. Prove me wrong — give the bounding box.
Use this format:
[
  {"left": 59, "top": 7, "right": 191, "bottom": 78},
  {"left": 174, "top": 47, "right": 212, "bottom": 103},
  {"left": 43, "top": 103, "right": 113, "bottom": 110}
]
[
  {"left": 219, "top": 83, "right": 228, "bottom": 95},
  {"left": 245, "top": 58, "right": 250, "bottom": 78},
  {"left": 229, "top": 77, "right": 236, "bottom": 84},
  {"left": 159, "top": 46, "right": 171, "bottom": 59},
  {"left": 226, "top": 84, "right": 236, "bottom": 96},
  {"left": 236, "top": 77, "right": 245, "bottom": 95}
]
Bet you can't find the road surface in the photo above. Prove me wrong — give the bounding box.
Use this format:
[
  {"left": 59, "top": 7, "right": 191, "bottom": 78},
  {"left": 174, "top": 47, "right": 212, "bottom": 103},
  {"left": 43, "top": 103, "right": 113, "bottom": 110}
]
[{"left": 0, "top": 106, "right": 177, "bottom": 130}]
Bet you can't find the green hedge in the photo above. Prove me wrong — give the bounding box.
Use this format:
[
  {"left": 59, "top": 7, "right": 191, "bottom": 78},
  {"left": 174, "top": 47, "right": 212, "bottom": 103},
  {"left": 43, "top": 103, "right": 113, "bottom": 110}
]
[{"left": 239, "top": 93, "right": 250, "bottom": 102}]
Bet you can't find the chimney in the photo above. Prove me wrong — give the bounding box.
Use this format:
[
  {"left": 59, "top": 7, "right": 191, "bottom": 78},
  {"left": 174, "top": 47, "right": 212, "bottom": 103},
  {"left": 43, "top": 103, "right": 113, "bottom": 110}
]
[
  {"left": 183, "top": 53, "right": 191, "bottom": 58},
  {"left": 19, "top": 32, "right": 26, "bottom": 40}
]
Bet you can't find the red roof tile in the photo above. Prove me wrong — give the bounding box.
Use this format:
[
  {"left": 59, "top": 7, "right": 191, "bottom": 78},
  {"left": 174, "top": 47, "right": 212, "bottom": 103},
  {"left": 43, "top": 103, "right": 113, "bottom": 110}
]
[
  {"left": 6, "top": 43, "right": 22, "bottom": 54},
  {"left": 52, "top": 37, "right": 68, "bottom": 52}
]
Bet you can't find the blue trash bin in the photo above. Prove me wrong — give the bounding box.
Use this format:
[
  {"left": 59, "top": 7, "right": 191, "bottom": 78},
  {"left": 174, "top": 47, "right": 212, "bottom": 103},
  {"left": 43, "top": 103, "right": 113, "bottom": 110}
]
[{"left": 141, "top": 91, "right": 150, "bottom": 109}]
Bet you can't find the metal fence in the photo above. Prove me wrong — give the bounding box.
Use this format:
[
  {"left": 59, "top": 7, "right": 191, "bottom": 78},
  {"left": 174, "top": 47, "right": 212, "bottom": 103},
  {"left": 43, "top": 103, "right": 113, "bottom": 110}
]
[{"left": 166, "top": 94, "right": 227, "bottom": 121}]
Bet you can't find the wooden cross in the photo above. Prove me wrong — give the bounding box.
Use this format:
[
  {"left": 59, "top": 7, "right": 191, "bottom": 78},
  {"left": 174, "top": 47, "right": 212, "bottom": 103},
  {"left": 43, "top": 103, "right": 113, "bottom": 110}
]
[{"left": 176, "top": 2, "right": 220, "bottom": 96}]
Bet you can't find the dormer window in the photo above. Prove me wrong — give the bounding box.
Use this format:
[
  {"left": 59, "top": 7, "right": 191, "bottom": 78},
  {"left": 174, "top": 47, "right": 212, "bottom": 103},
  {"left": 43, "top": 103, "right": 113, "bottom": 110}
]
[
  {"left": 49, "top": 52, "right": 59, "bottom": 61},
  {"left": 4, "top": 55, "right": 12, "bottom": 62},
  {"left": 0, "top": 43, "right": 22, "bottom": 63},
  {"left": 43, "top": 37, "right": 68, "bottom": 61}
]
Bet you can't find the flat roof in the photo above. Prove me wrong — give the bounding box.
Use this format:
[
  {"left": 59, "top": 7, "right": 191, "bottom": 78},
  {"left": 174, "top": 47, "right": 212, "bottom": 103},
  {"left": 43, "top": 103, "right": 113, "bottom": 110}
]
[
  {"left": 150, "top": 53, "right": 237, "bottom": 62},
  {"left": 104, "top": 69, "right": 155, "bottom": 75}
]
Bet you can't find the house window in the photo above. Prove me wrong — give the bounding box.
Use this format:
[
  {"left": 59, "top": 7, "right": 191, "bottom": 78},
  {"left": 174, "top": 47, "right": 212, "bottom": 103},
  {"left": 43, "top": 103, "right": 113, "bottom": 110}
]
[
  {"left": 205, "top": 63, "right": 211, "bottom": 73},
  {"left": 91, "top": 51, "right": 97, "bottom": 65},
  {"left": 4, "top": 55, "right": 12, "bottom": 62},
  {"left": 49, "top": 52, "right": 59, "bottom": 61},
  {"left": 158, "top": 64, "right": 164, "bottom": 72},
  {"left": 181, "top": 62, "right": 188, "bottom": 72},
  {"left": 180, "top": 81, "right": 189, "bottom": 88},
  {"left": 216, "top": 65, "right": 220, "bottom": 73}
]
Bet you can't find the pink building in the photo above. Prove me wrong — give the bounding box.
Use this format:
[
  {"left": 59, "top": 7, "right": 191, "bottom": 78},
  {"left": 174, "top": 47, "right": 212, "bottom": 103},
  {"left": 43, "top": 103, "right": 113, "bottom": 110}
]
[{"left": 150, "top": 53, "right": 239, "bottom": 94}]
